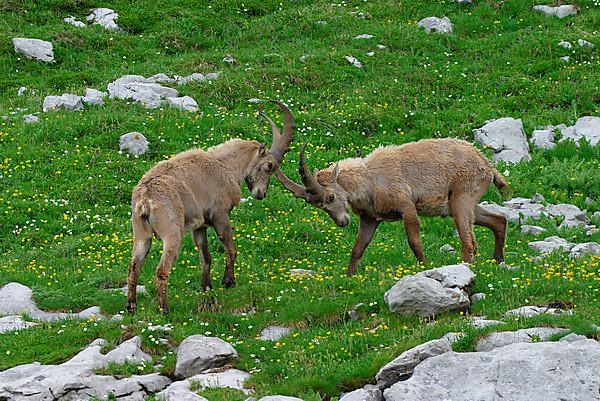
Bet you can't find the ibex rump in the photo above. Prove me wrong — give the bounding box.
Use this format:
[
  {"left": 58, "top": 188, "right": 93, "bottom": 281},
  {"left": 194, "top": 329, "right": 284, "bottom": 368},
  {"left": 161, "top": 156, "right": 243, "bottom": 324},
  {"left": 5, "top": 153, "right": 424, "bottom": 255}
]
[
  {"left": 127, "top": 100, "right": 295, "bottom": 312},
  {"left": 277, "top": 138, "right": 509, "bottom": 275}
]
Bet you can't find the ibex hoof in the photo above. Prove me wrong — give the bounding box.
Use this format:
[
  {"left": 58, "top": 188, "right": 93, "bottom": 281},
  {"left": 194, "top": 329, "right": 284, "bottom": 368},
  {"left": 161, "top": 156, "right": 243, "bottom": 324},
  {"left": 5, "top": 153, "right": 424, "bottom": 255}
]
[
  {"left": 221, "top": 278, "right": 236, "bottom": 288},
  {"left": 126, "top": 302, "right": 136, "bottom": 314},
  {"left": 201, "top": 283, "right": 213, "bottom": 291}
]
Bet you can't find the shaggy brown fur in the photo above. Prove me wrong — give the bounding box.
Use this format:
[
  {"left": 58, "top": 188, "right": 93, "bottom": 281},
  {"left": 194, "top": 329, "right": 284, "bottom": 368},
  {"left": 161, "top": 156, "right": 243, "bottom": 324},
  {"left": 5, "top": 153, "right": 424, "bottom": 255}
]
[
  {"left": 127, "top": 101, "right": 295, "bottom": 313},
  {"left": 277, "top": 138, "right": 509, "bottom": 275}
]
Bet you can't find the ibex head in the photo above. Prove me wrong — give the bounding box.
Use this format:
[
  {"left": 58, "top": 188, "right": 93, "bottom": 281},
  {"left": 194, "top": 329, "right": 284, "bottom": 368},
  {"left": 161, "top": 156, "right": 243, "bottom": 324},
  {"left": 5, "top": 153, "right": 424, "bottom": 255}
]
[
  {"left": 246, "top": 100, "right": 296, "bottom": 200},
  {"left": 276, "top": 143, "right": 351, "bottom": 227}
]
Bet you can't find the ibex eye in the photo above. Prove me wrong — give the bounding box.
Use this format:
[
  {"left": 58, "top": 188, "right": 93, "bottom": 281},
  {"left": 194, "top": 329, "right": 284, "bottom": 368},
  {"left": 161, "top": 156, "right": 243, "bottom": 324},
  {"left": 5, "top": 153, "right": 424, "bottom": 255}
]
[
  {"left": 328, "top": 194, "right": 335, "bottom": 203},
  {"left": 266, "top": 162, "right": 274, "bottom": 171}
]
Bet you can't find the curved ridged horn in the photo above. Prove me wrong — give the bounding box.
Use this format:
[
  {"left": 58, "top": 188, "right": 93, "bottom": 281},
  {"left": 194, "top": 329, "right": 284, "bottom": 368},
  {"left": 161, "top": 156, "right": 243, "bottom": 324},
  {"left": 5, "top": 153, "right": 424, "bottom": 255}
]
[
  {"left": 267, "top": 99, "right": 295, "bottom": 163},
  {"left": 299, "top": 142, "right": 324, "bottom": 198},
  {"left": 274, "top": 169, "right": 307, "bottom": 200}
]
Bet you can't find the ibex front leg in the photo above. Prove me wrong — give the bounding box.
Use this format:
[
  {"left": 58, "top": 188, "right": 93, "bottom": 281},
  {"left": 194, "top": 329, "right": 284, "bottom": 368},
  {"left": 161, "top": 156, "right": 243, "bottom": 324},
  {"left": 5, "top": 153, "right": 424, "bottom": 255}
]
[
  {"left": 213, "top": 214, "right": 237, "bottom": 288},
  {"left": 346, "top": 215, "right": 379, "bottom": 276},
  {"left": 193, "top": 227, "right": 213, "bottom": 290}
]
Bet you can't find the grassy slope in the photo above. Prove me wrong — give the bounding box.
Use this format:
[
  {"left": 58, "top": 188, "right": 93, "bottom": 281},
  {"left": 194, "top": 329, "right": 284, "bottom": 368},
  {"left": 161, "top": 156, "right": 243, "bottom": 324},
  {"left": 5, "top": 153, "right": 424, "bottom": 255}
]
[{"left": 0, "top": 0, "right": 599, "bottom": 399}]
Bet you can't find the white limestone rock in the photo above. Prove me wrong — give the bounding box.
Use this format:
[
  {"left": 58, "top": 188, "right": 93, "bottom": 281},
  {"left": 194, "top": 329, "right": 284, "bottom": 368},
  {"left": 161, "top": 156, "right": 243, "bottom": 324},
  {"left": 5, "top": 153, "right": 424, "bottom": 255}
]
[
  {"left": 83, "top": 88, "right": 108, "bottom": 106},
  {"left": 354, "top": 34, "right": 374, "bottom": 39},
  {"left": 383, "top": 340, "right": 600, "bottom": 401},
  {"left": 119, "top": 132, "right": 149, "bottom": 156},
  {"left": 531, "top": 127, "right": 556, "bottom": 149},
  {"left": 521, "top": 225, "right": 547, "bottom": 235},
  {"left": 175, "top": 335, "right": 238, "bottom": 378},
  {"left": 558, "top": 40, "right": 572, "bottom": 49},
  {"left": 470, "top": 316, "right": 505, "bottom": 329},
  {"left": 558, "top": 116, "right": 600, "bottom": 146},
  {"left": 475, "top": 327, "right": 568, "bottom": 351},
  {"left": 12, "top": 38, "right": 54, "bottom": 63},
  {"left": 258, "top": 397, "right": 305, "bottom": 401},
  {"left": 43, "top": 94, "right": 83, "bottom": 112},
  {"left": 166, "top": 95, "right": 199, "bottom": 112},
  {"left": 569, "top": 242, "right": 600, "bottom": 258},
  {"left": 289, "top": 269, "right": 316, "bottom": 277},
  {"left": 533, "top": 5, "right": 578, "bottom": 18},
  {"left": 17, "top": 87, "right": 27, "bottom": 96},
  {"left": 578, "top": 39, "right": 595, "bottom": 48},
  {"left": 473, "top": 117, "right": 531, "bottom": 163},
  {"left": 340, "top": 387, "right": 382, "bottom": 401},
  {"left": 87, "top": 8, "right": 122, "bottom": 31},
  {"left": 0, "top": 316, "right": 37, "bottom": 333},
  {"left": 417, "top": 17, "right": 453, "bottom": 34},
  {"left": 345, "top": 55, "right": 363, "bottom": 68},
  {"left": 384, "top": 264, "right": 474, "bottom": 318},
  {"left": 439, "top": 244, "right": 455, "bottom": 253},
  {"left": 108, "top": 75, "right": 179, "bottom": 109},
  {"left": 376, "top": 338, "right": 453, "bottom": 389},
  {"left": 528, "top": 236, "right": 573, "bottom": 254},
  {"left": 64, "top": 16, "right": 86, "bottom": 28},
  {"left": 260, "top": 325, "right": 291, "bottom": 341},
  {"left": 23, "top": 114, "right": 39, "bottom": 124},
  {"left": 505, "top": 305, "right": 572, "bottom": 318}
]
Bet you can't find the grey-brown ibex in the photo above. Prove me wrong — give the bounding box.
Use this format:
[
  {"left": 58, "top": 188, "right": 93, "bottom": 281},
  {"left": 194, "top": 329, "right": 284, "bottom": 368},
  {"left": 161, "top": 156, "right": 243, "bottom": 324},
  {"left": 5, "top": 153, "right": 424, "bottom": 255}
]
[
  {"left": 276, "top": 138, "right": 509, "bottom": 276},
  {"left": 127, "top": 100, "right": 295, "bottom": 313}
]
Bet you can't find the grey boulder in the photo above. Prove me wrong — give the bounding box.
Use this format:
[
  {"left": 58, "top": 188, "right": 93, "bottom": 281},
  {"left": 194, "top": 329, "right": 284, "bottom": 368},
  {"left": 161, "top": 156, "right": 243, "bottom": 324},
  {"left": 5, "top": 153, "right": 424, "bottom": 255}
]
[
  {"left": 340, "top": 387, "right": 382, "bottom": 401},
  {"left": 87, "top": 8, "right": 122, "bottom": 31},
  {"left": 473, "top": 117, "right": 530, "bottom": 163},
  {"left": 533, "top": 5, "right": 578, "bottom": 18},
  {"left": 64, "top": 16, "right": 86, "bottom": 27},
  {"left": 175, "top": 335, "right": 238, "bottom": 378},
  {"left": 521, "top": 225, "right": 547, "bottom": 235},
  {"left": 528, "top": 236, "right": 573, "bottom": 254},
  {"left": 23, "top": 114, "right": 39, "bottom": 124},
  {"left": 0, "top": 316, "right": 37, "bottom": 333},
  {"left": 108, "top": 75, "right": 179, "bottom": 109},
  {"left": 531, "top": 127, "right": 556, "bottom": 149},
  {"left": 383, "top": 339, "right": 600, "bottom": 401},
  {"left": 12, "top": 38, "right": 54, "bottom": 63},
  {"left": 166, "top": 95, "right": 199, "bottom": 112},
  {"left": 384, "top": 264, "right": 474, "bottom": 317},
  {"left": 43, "top": 94, "right": 83, "bottom": 112},
  {"left": 505, "top": 305, "right": 572, "bottom": 318},
  {"left": 83, "top": 88, "right": 108, "bottom": 106},
  {"left": 569, "top": 242, "right": 600, "bottom": 258},
  {"left": 417, "top": 17, "right": 453, "bottom": 34},
  {"left": 558, "top": 116, "right": 600, "bottom": 146},
  {"left": 376, "top": 338, "right": 452, "bottom": 389},
  {"left": 119, "top": 132, "right": 149, "bottom": 156},
  {"left": 157, "top": 369, "right": 249, "bottom": 400}
]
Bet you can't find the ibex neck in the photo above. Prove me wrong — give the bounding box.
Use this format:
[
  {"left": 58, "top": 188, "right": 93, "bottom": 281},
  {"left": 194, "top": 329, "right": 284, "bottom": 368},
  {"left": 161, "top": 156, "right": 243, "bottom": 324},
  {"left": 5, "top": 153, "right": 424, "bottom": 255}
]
[
  {"left": 209, "top": 139, "right": 260, "bottom": 185},
  {"left": 335, "top": 161, "right": 371, "bottom": 203}
]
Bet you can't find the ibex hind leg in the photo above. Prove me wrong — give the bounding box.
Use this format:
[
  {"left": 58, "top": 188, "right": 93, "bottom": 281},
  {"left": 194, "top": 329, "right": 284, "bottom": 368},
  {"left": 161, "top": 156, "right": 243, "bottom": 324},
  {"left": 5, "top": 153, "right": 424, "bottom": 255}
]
[
  {"left": 449, "top": 195, "right": 478, "bottom": 263},
  {"left": 474, "top": 204, "right": 507, "bottom": 263},
  {"left": 127, "top": 216, "right": 153, "bottom": 313}
]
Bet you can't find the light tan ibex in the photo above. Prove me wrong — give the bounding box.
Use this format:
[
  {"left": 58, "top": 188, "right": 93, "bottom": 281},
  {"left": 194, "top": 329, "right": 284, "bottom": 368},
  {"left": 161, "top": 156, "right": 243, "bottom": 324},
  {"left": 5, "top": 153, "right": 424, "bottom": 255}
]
[
  {"left": 276, "top": 138, "right": 509, "bottom": 276},
  {"left": 127, "top": 100, "right": 295, "bottom": 313}
]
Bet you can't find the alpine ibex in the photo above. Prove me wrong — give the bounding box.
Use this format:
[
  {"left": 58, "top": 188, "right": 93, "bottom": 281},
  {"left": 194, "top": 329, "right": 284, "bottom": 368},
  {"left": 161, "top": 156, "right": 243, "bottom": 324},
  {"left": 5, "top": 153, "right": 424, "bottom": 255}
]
[
  {"left": 127, "top": 100, "right": 295, "bottom": 313},
  {"left": 276, "top": 138, "right": 509, "bottom": 276}
]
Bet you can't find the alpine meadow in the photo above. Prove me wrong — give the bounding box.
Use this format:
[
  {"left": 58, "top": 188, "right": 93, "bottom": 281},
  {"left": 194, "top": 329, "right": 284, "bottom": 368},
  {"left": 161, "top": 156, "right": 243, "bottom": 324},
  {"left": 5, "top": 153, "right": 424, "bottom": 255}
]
[{"left": 0, "top": 0, "right": 599, "bottom": 400}]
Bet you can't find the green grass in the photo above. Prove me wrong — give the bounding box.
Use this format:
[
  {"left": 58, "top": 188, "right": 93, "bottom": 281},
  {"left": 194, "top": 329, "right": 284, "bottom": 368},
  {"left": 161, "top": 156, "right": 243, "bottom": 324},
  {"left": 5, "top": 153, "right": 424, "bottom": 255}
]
[{"left": 1, "top": 0, "right": 599, "bottom": 399}]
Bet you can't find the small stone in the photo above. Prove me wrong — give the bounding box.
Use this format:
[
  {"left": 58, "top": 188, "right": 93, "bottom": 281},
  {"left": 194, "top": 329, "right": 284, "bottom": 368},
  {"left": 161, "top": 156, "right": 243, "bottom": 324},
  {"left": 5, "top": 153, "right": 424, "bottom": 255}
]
[
  {"left": 119, "top": 132, "right": 149, "bottom": 156},
  {"left": 377, "top": 44, "right": 386, "bottom": 49},
  {"left": 23, "top": 114, "right": 39, "bottom": 124},
  {"left": 584, "top": 197, "right": 594, "bottom": 205},
  {"left": 259, "top": 325, "right": 291, "bottom": 341},
  {"left": 521, "top": 225, "right": 546, "bottom": 235},
  {"left": 17, "top": 87, "right": 26, "bottom": 96},
  {"left": 345, "top": 55, "right": 363, "bottom": 68},
  {"left": 166, "top": 96, "right": 199, "bottom": 112},
  {"left": 531, "top": 193, "right": 545, "bottom": 203},
  {"left": 13, "top": 38, "right": 54, "bottom": 63},
  {"left": 439, "top": 244, "right": 455, "bottom": 253},
  {"left": 87, "top": 8, "right": 122, "bottom": 31},
  {"left": 354, "top": 34, "right": 374, "bottom": 39},
  {"left": 289, "top": 269, "right": 316, "bottom": 277},
  {"left": 560, "top": 56, "right": 570, "bottom": 63},
  {"left": 64, "top": 16, "right": 86, "bottom": 28},
  {"left": 248, "top": 98, "right": 262, "bottom": 103},
  {"left": 505, "top": 305, "right": 572, "bottom": 318},
  {"left": 366, "top": 51, "right": 375, "bottom": 57},
  {"left": 470, "top": 316, "right": 505, "bottom": 329},
  {"left": 471, "top": 293, "right": 486, "bottom": 302},
  {"left": 578, "top": 39, "right": 595, "bottom": 48},
  {"left": 340, "top": 387, "right": 382, "bottom": 401},
  {"left": 417, "top": 17, "right": 453, "bottom": 34},
  {"left": 558, "top": 40, "right": 572, "bottom": 49},
  {"left": 223, "top": 54, "right": 237, "bottom": 65},
  {"left": 258, "top": 397, "right": 304, "bottom": 401},
  {"left": 299, "top": 55, "right": 309, "bottom": 63}
]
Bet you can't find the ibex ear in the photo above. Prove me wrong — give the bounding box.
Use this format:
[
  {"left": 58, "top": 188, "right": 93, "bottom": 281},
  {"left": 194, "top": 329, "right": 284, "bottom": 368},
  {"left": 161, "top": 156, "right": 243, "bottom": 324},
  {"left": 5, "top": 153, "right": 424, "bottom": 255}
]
[
  {"left": 332, "top": 162, "right": 340, "bottom": 183},
  {"left": 258, "top": 143, "right": 267, "bottom": 156}
]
